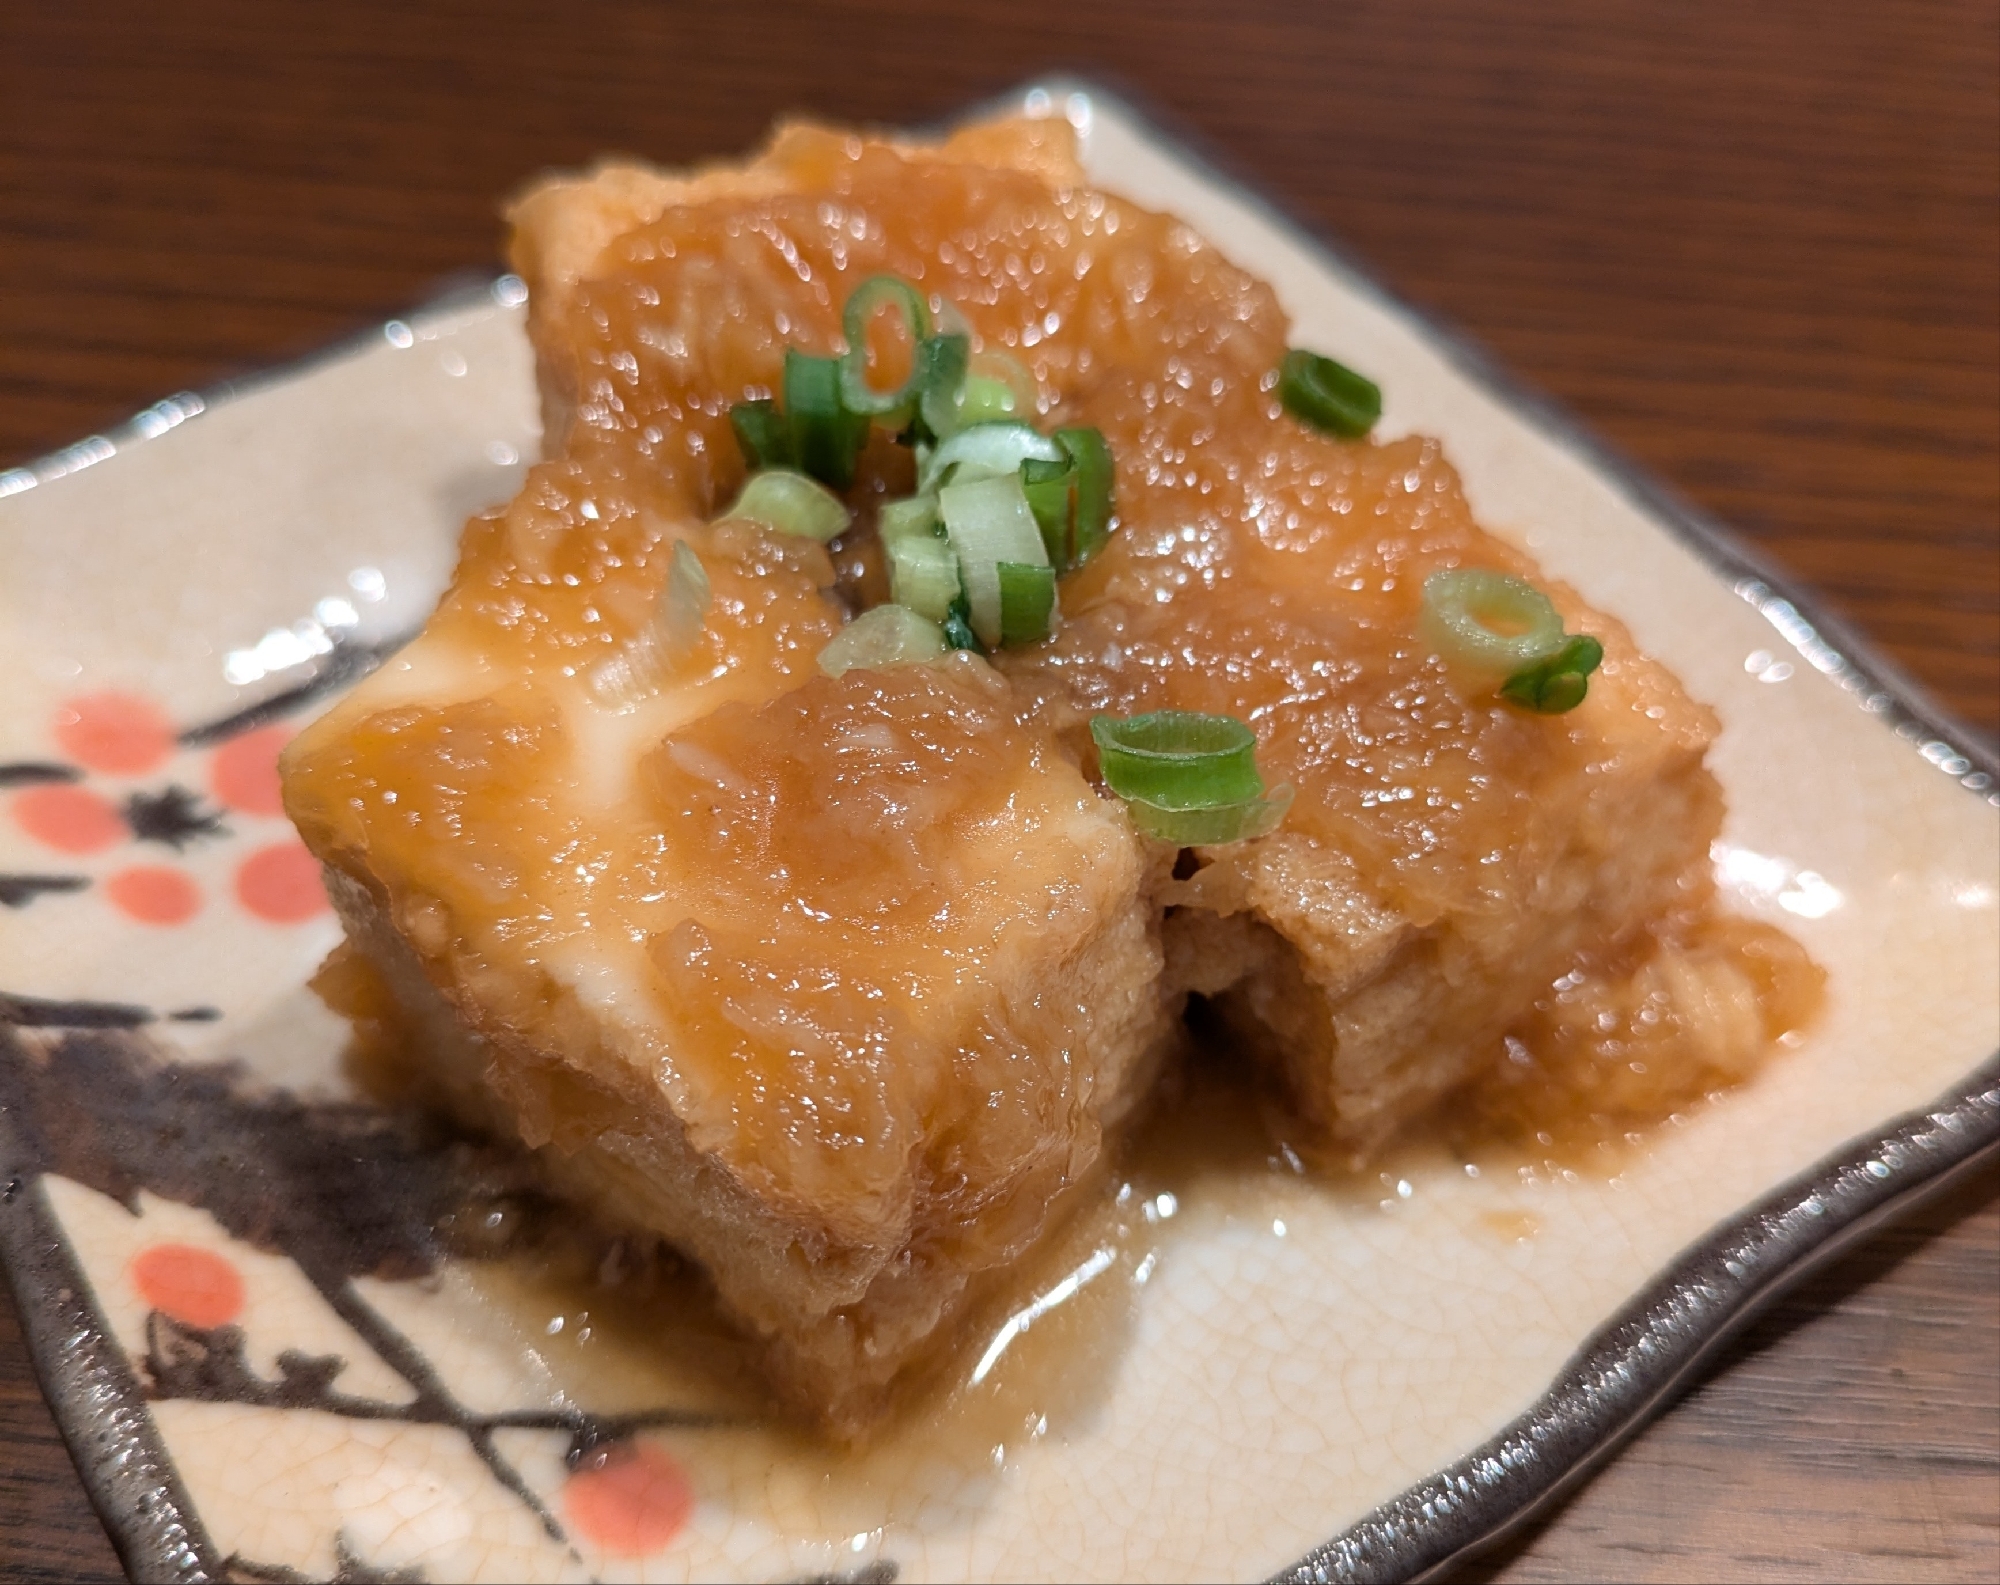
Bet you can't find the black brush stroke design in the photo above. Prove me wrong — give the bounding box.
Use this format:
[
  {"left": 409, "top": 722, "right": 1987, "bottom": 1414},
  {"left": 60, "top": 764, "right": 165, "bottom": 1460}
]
[
  {"left": 0, "top": 1028, "right": 734, "bottom": 1570},
  {"left": 179, "top": 631, "right": 415, "bottom": 748},
  {"left": 143, "top": 1311, "right": 713, "bottom": 1454},
  {"left": 124, "top": 784, "right": 230, "bottom": 850},
  {"left": 0, "top": 760, "right": 81, "bottom": 787},
  {"left": 226, "top": 1537, "right": 425, "bottom": 1583},
  {"left": 1, "top": 988, "right": 152, "bottom": 1027},
  {"left": 0, "top": 873, "right": 89, "bottom": 908}
]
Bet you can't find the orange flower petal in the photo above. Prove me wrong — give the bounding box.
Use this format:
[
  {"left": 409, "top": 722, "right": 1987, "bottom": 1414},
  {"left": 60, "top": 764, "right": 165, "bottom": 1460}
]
[
  {"left": 106, "top": 865, "right": 201, "bottom": 925},
  {"left": 11, "top": 784, "right": 124, "bottom": 853},
  {"left": 210, "top": 724, "right": 293, "bottom": 817},
  {"left": 130, "top": 1242, "right": 244, "bottom": 1330},
  {"left": 234, "top": 841, "right": 328, "bottom": 923},
  {"left": 563, "top": 1441, "right": 693, "bottom": 1557},
  {"left": 53, "top": 693, "right": 175, "bottom": 776}
]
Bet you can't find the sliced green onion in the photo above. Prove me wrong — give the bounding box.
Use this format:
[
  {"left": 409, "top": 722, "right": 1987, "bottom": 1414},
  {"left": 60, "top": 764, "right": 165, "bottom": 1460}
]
[
  {"left": 950, "top": 350, "right": 1038, "bottom": 430},
  {"left": 955, "top": 373, "right": 1020, "bottom": 429},
  {"left": 1278, "top": 348, "right": 1382, "bottom": 438},
  {"left": 919, "top": 421, "right": 1064, "bottom": 494},
  {"left": 1089, "top": 711, "right": 1264, "bottom": 810},
  {"left": 1090, "top": 710, "right": 1290, "bottom": 845},
  {"left": 938, "top": 472, "right": 1051, "bottom": 647},
  {"left": 1499, "top": 634, "right": 1604, "bottom": 714},
  {"left": 816, "top": 603, "right": 946, "bottom": 679},
  {"left": 886, "top": 525, "right": 961, "bottom": 622},
  {"left": 783, "top": 348, "right": 869, "bottom": 488},
  {"left": 1125, "top": 784, "right": 1294, "bottom": 845},
  {"left": 916, "top": 344, "right": 1034, "bottom": 439},
  {"left": 1421, "top": 569, "right": 1567, "bottom": 674},
  {"left": 941, "top": 593, "right": 985, "bottom": 654},
  {"left": 839, "top": 275, "right": 932, "bottom": 418},
  {"left": 877, "top": 493, "right": 939, "bottom": 546},
  {"left": 1020, "top": 455, "right": 1075, "bottom": 566},
  {"left": 729, "top": 398, "right": 796, "bottom": 471},
  {"left": 1055, "top": 427, "right": 1114, "bottom": 566},
  {"left": 913, "top": 332, "right": 971, "bottom": 442},
  {"left": 722, "top": 469, "right": 851, "bottom": 542},
  {"left": 590, "top": 540, "right": 712, "bottom": 707},
  {"left": 997, "top": 561, "right": 1056, "bottom": 645}
]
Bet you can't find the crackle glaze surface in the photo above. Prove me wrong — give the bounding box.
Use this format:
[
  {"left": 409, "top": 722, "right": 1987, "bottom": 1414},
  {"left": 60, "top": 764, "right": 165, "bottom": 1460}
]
[{"left": 1, "top": 88, "right": 1996, "bottom": 1585}]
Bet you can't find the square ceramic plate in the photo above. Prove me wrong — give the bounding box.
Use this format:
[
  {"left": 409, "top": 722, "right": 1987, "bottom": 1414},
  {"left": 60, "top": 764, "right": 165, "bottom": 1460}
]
[{"left": 2, "top": 82, "right": 1996, "bottom": 1585}]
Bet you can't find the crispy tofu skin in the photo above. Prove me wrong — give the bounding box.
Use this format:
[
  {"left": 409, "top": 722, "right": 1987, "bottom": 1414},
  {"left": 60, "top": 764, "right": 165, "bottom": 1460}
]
[{"left": 282, "top": 112, "right": 1817, "bottom": 1429}]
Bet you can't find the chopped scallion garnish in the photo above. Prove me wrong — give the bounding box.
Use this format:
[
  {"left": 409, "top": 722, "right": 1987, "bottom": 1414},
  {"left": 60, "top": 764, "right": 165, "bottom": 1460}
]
[
  {"left": 1056, "top": 427, "right": 1114, "bottom": 566},
  {"left": 1421, "top": 569, "right": 1566, "bottom": 674},
  {"left": 878, "top": 493, "right": 940, "bottom": 545},
  {"left": 1422, "top": 568, "right": 1601, "bottom": 713},
  {"left": 1019, "top": 455, "right": 1075, "bottom": 566},
  {"left": 839, "top": 275, "right": 933, "bottom": 418},
  {"left": 1124, "top": 785, "right": 1294, "bottom": 845},
  {"left": 816, "top": 603, "right": 947, "bottom": 678},
  {"left": 939, "top": 472, "right": 1053, "bottom": 647},
  {"left": 1278, "top": 348, "right": 1382, "bottom": 438},
  {"left": 1090, "top": 710, "right": 1290, "bottom": 844},
  {"left": 919, "top": 421, "right": 1064, "bottom": 495},
  {"left": 729, "top": 398, "right": 796, "bottom": 472},
  {"left": 589, "top": 539, "right": 712, "bottom": 707},
  {"left": 721, "top": 469, "right": 851, "bottom": 543},
  {"left": 941, "top": 593, "right": 985, "bottom": 654},
  {"left": 783, "top": 348, "right": 870, "bottom": 489},
  {"left": 996, "top": 561, "right": 1056, "bottom": 645},
  {"left": 1091, "top": 710, "right": 1264, "bottom": 809},
  {"left": 1499, "top": 634, "right": 1604, "bottom": 714},
  {"left": 885, "top": 522, "right": 962, "bottom": 622},
  {"left": 913, "top": 333, "right": 971, "bottom": 442}
]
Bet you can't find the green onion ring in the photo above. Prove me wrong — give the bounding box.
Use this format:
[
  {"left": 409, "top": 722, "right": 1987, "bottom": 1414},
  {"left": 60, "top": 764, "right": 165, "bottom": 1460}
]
[
  {"left": 996, "top": 561, "right": 1056, "bottom": 645},
  {"left": 1499, "top": 634, "right": 1604, "bottom": 714},
  {"left": 1421, "top": 568, "right": 1567, "bottom": 674},
  {"left": 877, "top": 500, "right": 958, "bottom": 631},
  {"left": 913, "top": 333, "right": 971, "bottom": 441},
  {"left": 940, "top": 593, "right": 985, "bottom": 654},
  {"left": 1020, "top": 455, "right": 1075, "bottom": 568},
  {"left": 729, "top": 398, "right": 796, "bottom": 472},
  {"left": 783, "top": 348, "right": 869, "bottom": 488},
  {"left": 721, "top": 469, "right": 851, "bottom": 543},
  {"left": 817, "top": 603, "right": 947, "bottom": 679},
  {"left": 918, "top": 421, "right": 1064, "bottom": 495},
  {"left": 1277, "top": 348, "right": 1382, "bottom": 438},
  {"left": 1090, "top": 711, "right": 1265, "bottom": 811},
  {"left": 839, "top": 275, "right": 933, "bottom": 417},
  {"left": 953, "top": 350, "right": 1038, "bottom": 429},
  {"left": 938, "top": 471, "right": 1052, "bottom": 647},
  {"left": 1055, "top": 427, "right": 1114, "bottom": 566},
  {"left": 1125, "top": 783, "right": 1294, "bottom": 845}
]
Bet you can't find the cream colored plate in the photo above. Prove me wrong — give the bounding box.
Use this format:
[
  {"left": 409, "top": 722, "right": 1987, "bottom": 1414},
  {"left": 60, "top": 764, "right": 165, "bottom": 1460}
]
[{"left": 2, "top": 83, "right": 1995, "bottom": 1585}]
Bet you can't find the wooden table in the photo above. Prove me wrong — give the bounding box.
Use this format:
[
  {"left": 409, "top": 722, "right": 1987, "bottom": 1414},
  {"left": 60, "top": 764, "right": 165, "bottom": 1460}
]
[{"left": 2, "top": 2, "right": 1993, "bottom": 1579}]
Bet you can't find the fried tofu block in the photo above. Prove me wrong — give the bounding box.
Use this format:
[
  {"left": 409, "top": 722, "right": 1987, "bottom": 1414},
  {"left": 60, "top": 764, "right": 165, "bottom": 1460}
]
[
  {"left": 1000, "top": 422, "right": 1734, "bottom": 1149},
  {"left": 283, "top": 122, "right": 1167, "bottom": 1431}
]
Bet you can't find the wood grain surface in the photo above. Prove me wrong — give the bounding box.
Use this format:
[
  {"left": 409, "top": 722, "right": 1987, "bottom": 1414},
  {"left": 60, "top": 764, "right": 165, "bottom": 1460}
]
[{"left": 1, "top": 2, "right": 1994, "bottom": 1580}]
